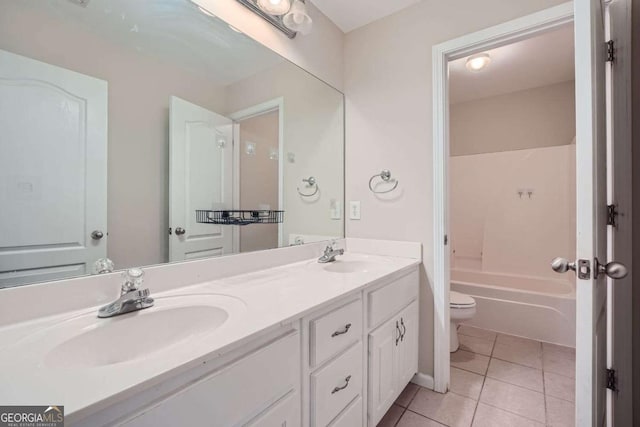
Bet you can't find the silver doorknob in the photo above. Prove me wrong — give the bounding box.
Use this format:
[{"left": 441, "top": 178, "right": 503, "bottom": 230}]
[
  {"left": 175, "top": 227, "right": 186, "bottom": 236},
  {"left": 551, "top": 257, "right": 576, "bottom": 273},
  {"left": 595, "top": 258, "right": 628, "bottom": 279},
  {"left": 91, "top": 230, "right": 104, "bottom": 240}
]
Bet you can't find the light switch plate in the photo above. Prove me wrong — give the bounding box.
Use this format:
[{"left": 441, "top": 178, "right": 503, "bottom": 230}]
[
  {"left": 330, "top": 199, "right": 341, "bottom": 220},
  {"left": 349, "top": 201, "right": 361, "bottom": 220}
]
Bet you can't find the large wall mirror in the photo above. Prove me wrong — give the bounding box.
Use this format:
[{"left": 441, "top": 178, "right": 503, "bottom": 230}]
[{"left": 0, "top": 0, "right": 344, "bottom": 288}]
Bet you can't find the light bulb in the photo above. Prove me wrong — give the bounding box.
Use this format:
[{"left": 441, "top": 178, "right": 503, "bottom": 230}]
[
  {"left": 283, "top": 0, "right": 312, "bottom": 35},
  {"left": 465, "top": 53, "right": 491, "bottom": 72},
  {"left": 257, "top": 0, "right": 291, "bottom": 16}
]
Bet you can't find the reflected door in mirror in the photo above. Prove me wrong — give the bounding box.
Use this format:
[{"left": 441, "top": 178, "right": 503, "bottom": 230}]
[
  {"left": 0, "top": 49, "right": 107, "bottom": 288},
  {"left": 169, "top": 97, "right": 233, "bottom": 262}
]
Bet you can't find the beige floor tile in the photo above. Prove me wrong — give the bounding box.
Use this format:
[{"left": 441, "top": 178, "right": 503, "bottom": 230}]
[
  {"left": 492, "top": 342, "right": 542, "bottom": 369},
  {"left": 479, "top": 378, "right": 545, "bottom": 423},
  {"left": 396, "top": 383, "right": 420, "bottom": 408},
  {"left": 543, "top": 352, "right": 575, "bottom": 378},
  {"left": 377, "top": 404, "right": 404, "bottom": 427},
  {"left": 472, "top": 403, "right": 544, "bottom": 427},
  {"left": 451, "top": 350, "right": 490, "bottom": 375},
  {"left": 496, "top": 334, "right": 542, "bottom": 349},
  {"left": 546, "top": 395, "right": 575, "bottom": 426},
  {"left": 458, "top": 334, "right": 495, "bottom": 356},
  {"left": 544, "top": 372, "right": 575, "bottom": 402},
  {"left": 486, "top": 358, "right": 543, "bottom": 392},
  {"left": 450, "top": 367, "right": 484, "bottom": 400},
  {"left": 542, "top": 343, "right": 576, "bottom": 361},
  {"left": 397, "top": 410, "right": 445, "bottom": 427},
  {"left": 458, "top": 325, "right": 497, "bottom": 342},
  {"left": 409, "top": 389, "right": 476, "bottom": 427}
]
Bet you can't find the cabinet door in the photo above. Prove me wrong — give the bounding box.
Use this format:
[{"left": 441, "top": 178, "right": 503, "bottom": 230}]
[
  {"left": 398, "top": 300, "right": 419, "bottom": 386},
  {"left": 368, "top": 316, "right": 401, "bottom": 426},
  {"left": 246, "top": 391, "right": 300, "bottom": 427}
]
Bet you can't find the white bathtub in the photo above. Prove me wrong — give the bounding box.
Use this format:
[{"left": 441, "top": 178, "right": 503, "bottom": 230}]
[{"left": 451, "top": 269, "right": 576, "bottom": 347}]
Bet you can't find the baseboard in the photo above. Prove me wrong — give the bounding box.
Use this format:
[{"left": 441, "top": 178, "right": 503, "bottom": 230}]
[{"left": 411, "top": 372, "right": 434, "bottom": 390}]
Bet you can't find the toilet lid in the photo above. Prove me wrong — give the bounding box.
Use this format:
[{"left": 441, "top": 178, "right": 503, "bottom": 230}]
[{"left": 450, "top": 291, "right": 476, "bottom": 308}]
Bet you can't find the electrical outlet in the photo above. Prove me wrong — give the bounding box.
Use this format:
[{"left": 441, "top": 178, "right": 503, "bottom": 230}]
[
  {"left": 330, "top": 199, "right": 341, "bottom": 220},
  {"left": 349, "top": 201, "right": 361, "bottom": 220}
]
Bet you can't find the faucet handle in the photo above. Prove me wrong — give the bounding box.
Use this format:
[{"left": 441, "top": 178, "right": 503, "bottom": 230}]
[{"left": 122, "top": 268, "right": 144, "bottom": 293}]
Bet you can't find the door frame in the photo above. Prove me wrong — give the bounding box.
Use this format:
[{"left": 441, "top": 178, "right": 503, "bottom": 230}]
[
  {"left": 229, "top": 97, "right": 285, "bottom": 251},
  {"left": 431, "top": 3, "right": 574, "bottom": 393}
]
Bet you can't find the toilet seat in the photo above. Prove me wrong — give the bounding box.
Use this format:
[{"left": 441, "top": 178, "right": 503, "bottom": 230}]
[{"left": 450, "top": 291, "right": 476, "bottom": 309}]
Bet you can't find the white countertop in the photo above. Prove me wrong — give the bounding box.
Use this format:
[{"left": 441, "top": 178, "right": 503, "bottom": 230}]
[{"left": 0, "top": 251, "right": 419, "bottom": 423}]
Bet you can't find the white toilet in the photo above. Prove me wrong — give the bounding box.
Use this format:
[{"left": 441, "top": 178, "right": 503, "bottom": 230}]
[{"left": 450, "top": 291, "right": 477, "bottom": 352}]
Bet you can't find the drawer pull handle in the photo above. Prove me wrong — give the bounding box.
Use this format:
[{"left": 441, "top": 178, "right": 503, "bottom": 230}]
[
  {"left": 331, "top": 375, "right": 352, "bottom": 394},
  {"left": 396, "top": 321, "right": 401, "bottom": 346},
  {"left": 400, "top": 318, "right": 406, "bottom": 342},
  {"left": 331, "top": 323, "right": 352, "bottom": 337}
]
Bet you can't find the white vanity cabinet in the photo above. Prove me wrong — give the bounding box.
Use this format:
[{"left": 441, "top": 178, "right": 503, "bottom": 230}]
[
  {"left": 366, "top": 271, "right": 420, "bottom": 426},
  {"left": 119, "top": 328, "right": 301, "bottom": 427}
]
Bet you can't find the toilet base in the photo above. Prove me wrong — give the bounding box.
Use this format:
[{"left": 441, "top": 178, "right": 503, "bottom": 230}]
[{"left": 450, "top": 321, "right": 459, "bottom": 352}]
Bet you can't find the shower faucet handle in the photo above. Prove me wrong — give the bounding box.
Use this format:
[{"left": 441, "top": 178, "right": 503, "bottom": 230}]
[{"left": 551, "top": 257, "right": 576, "bottom": 274}]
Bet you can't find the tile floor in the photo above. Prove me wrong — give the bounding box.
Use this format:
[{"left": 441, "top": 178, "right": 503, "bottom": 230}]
[{"left": 377, "top": 325, "right": 576, "bottom": 427}]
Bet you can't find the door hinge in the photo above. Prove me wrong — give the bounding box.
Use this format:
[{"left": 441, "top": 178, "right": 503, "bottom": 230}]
[
  {"left": 606, "top": 368, "right": 618, "bottom": 391},
  {"left": 606, "top": 40, "right": 615, "bottom": 62},
  {"left": 168, "top": 227, "right": 172, "bottom": 235},
  {"left": 444, "top": 234, "right": 448, "bottom": 245},
  {"left": 607, "top": 204, "right": 618, "bottom": 227}
]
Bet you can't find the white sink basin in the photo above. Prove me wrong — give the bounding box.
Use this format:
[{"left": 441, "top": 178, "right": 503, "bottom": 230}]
[
  {"left": 32, "top": 294, "right": 245, "bottom": 368},
  {"left": 322, "top": 260, "right": 372, "bottom": 274}
]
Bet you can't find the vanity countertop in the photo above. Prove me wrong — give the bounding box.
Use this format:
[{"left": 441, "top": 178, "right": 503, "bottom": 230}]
[{"left": 0, "top": 251, "right": 420, "bottom": 423}]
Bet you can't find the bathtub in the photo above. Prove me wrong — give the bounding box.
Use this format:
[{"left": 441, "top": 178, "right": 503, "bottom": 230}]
[{"left": 450, "top": 269, "right": 576, "bottom": 347}]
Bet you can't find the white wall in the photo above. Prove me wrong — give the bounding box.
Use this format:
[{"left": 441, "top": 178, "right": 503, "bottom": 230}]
[
  {"left": 451, "top": 145, "right": 576, "bottom": 279},
  {"left": 192, "top": 0, "right": 344, "bottom": 90},
  {"left": 450, "top": 81, "right": 576, "bottom": 156},
  {"left": 343, "top": 0, "right": 569, "bottom": 376}
]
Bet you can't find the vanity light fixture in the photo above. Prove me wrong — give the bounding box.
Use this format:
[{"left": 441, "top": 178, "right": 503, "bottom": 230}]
[
  {"left": 465, "top": 53, "right": 491, "bottom": 72},
  {"left": 236, "top": 0, "right": 311, "bottom": 38}
]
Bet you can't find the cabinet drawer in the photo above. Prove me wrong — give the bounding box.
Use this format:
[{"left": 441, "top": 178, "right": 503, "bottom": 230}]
[
  {"left": 368, "top": 269, "right": 418, "bottom": 328},
  {"left": 328, "top": 396, "right": 363, "bottom": 427},
  {"left": 311, "top": 342, "right": 363, "bottom": 427},
  {"left": 123, "top": 331, "right": 300, "bottom": 427},
  {"left": 246, "top": 390, "right": 300, "bottom": 427},
  {"left": 310, "top": 299, "right": 362, "bottom": 367}
]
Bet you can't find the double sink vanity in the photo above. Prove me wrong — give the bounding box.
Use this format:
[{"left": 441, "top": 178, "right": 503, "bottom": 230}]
[{"left": 0, "top": 239, "right": 421, "bottom": 426}]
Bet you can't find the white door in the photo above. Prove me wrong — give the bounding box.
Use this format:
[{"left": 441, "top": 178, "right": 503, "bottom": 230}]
[
  {"left": 0, "top": 49, "right": 107, "bottom": 287},
  {"left": 572, "top": 0, "right": 609, "bottom": 424},
  {"left": 368, "top": 316, "right": 401, "bottom": 426},
  {"left": 169, "top": 96, "right": 233, "bottom": 262}
]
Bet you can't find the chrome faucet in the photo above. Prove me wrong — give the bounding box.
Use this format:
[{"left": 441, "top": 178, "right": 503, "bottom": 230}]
[
  {"left": 98, "top": 268, "right": 154, "bottom": 318},
  {"left": 318, "top": 241, "right": 344, "bottom": 263}
]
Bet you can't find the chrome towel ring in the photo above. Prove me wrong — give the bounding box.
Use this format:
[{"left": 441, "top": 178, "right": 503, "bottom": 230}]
[
  {"left": 369, "top": 169, "right": 398, "bottom": 194},
  {"left": 297, "top": 176, "right": 319, "bottom": 197}
]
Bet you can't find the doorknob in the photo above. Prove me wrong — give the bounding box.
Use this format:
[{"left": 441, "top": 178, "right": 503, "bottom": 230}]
[
  {"left": 91, "top": 230, "right": 104, "bottom": 240},
  {"left": 175, "top": 227, "right": 186, "bottom": 236},
  {"left": 551, "top": 257, "right": 576, "bottom": 273},
  {"left": 595, "top": 258, "right": 628, "bottom": 279}
]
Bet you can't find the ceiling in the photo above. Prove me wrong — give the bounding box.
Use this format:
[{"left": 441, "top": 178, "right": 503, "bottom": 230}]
[
  {"left": 310, "top": 0, "right": 421, "bottom": 33},
  {"left": 449, "top": 24, "right": 575, "bottom": 104},
  {"left": 32, "top": 0, "right": 283, "bottom": 86}
]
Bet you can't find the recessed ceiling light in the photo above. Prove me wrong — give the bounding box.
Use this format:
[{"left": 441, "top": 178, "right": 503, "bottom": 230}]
[
  {"left": 257, "top": 0, "right": 291, "bottom": 16},
  {"left": 465, "top": 53, "right": 491, "bottom": 72}
]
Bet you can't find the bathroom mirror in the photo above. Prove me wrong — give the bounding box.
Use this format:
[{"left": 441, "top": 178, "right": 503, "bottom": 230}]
[{"left": 0, "top": 0, "right": 344, "bottom": 288}]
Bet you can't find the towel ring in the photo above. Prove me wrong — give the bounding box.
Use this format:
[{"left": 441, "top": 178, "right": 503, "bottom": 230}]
[
  {"left": 297, "top": 176, "right": 319, "bottom": 197},
  {"left": 369, "top": 169, "right": 398, "bottom": 194}
]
